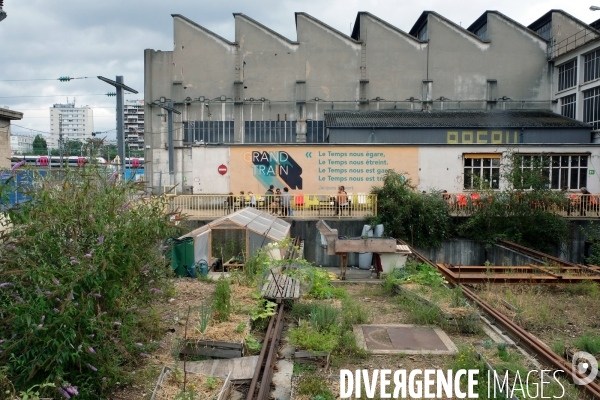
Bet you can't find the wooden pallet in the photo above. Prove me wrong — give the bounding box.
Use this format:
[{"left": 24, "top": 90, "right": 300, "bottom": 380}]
[{"left": 261, "top": 273, "right": 300, "bottom": 300}]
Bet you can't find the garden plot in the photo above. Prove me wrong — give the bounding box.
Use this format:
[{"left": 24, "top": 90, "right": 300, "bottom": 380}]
[
  {"left": 474, "top": 283, "right": 600, "bottom": 358},
  {"left": 151, "top": 366, "right": 227, "bottom": 400}
]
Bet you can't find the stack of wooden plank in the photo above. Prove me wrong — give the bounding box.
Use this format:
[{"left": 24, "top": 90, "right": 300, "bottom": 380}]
[{"left": 260, "top": 273, "right": 300, "bottom": 300}]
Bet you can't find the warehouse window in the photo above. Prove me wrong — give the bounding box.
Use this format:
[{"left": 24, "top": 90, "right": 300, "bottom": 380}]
[
  {"left": 244, "top": 121, "right": 296, "bottom": 143},
  {"left": 535, "top": 21, "right": 552, "bottom": 41},
  {"left": 306, "top": 121, "right": 327, "bottom": 143},
  {"left": 584, "top": 86, "right": 600, "bottom": 130},
  {"left": 518, "top": 154, "right": 588, "bottom": 190},
  {"left": 183, "top": 121, "right": 234, "bottom": 143},
  {"left": 463, "top": 154, "right": 501, "bottom": 190},
  {"left": 474, "top": 24, "right": 487, "bottom": 41},
  {"left": 584, "top": 49, "right": 600, "bottom": 83},
  {"left": 560, "top": 94, "right": 576, "bottom": 119},
  {"left": 417, "top": 23, "right": 428, "bottom": 41},
  {"left": 558, "top": 59, "right": 577, "bottom": 91}
]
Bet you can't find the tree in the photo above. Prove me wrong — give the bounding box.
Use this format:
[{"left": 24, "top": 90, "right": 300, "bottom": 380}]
[{"left": 32, "top": 135, "right": 47, "bottom": 155}]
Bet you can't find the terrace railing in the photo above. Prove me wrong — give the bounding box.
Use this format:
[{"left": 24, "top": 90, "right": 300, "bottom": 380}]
[{"left": 166, "top": 193, "right": 377, "bottom": 219}]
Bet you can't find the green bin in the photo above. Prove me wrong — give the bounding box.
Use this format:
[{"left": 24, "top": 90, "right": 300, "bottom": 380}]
[{"left": 171, "top": 237, "right": 195, "bottom": 277}]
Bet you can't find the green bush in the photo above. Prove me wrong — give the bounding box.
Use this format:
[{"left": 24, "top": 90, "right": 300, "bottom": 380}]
[
  {"left": 213, "top": 278, "right": 231, "bottom": 322},
  {"left": 297, "top": 375, "right": 335, "bottom": 400},
  {"left": 370, "top": 170, "right": 452, "bottom": 248},
  {"left": 574, "top": 332, "right": 600, "bottom": 355},
  {"left": 0, "top": 165, "right": 180, "bottom": 398},
  {"left": 289, "top": 321, "right": 338, "bottom": 353}
]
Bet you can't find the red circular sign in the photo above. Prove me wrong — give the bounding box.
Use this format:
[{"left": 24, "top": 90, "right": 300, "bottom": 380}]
[{"left": 218, "top": 164, "right": 228, "bottom": 175}]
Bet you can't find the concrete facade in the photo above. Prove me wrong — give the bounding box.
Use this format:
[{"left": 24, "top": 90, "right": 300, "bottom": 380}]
[
  {"left": 10, "top": 134, "right": 34, "bottom": 155},
  {"left": 0, "top": 107, "right": 23, "bottom": 169},
  {"left": 49, "top": 101, "right": 94, "bottom": 149},
  {"left": 144, "top": 10, "right": 600, "bottom": 195}
]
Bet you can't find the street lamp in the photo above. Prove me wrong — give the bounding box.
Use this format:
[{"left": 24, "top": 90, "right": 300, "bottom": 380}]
[
  {"left": 0, "top": 1, "right": 7, "bottom": 22},
  {"left": 591, "top": 6, "right": 600, "bottom": 10}
]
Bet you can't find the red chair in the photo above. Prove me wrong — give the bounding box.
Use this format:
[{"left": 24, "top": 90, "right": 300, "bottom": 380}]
[
  {"left": 295, "top": 194, "right": 305, "bottom": 207},
  {"left": 470, "top": 193, "right": 482, "bottom": 206},
  {"left": 456, "top": 194, "right": 468, "bottom": 207}
]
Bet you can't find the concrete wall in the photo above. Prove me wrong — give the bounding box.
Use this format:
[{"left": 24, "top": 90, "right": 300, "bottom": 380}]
[
  {"left": 415, "top": 239, "right": 486, "bottom": 265},
  {"left": 0, "top": 117, "right": 10, "bottom": 170}
]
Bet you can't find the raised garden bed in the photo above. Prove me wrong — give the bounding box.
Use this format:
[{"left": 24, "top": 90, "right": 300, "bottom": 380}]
[
  {"left": 151, "top": 366, "right": 231, "bottom": 400},
  {"left": 294, "top": 350, "right": 330, "bottom": 368}
]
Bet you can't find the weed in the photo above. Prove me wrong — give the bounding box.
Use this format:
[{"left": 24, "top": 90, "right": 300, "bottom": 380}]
[
  {"left": 197, "top": 301, "right": 212, "bottom": 333},
  {"left": 213, "top": 278, "right": 231, "bottom": 322},
  {"left": 447, "top": 345, "right": 490, "bottom": 398},
  {"left": 341, "top": 295, "right": 372, "bottom": 330},
  {"left": 293, "top": 362, "right": 316, "bottom": 374},
  {"left": 235, "top": 321, "right": 246, "bottom": 333},
  {"left": 290, "top": 302, "right": 315, "bottom": 320},
  {"left": 250, "top": 298, "right": 277, "bottom": 321},
  {"left": 551, "top": 340, "right": 566, "bottom": 356},
  {"left": 244, "top": 335, "right": 262, "bottom": 355},
  {"left": 564, "top": 281, "right": 599, "bottom": 297},
  {"left": 297, "top": 374, "right": 335, "bottom": 400},
  {"left": 309, "top": 304, "right": 340, "bottom": 332},
  {"left": 290, "top": 321, "right": 338, "bottom": 353},
  {"left": 392, "top": 262, "right": 447, "bottom": 286},
  {"left": 574, "top": 332, "right": 600, "bottom": 355},
  {"left": 450, "top": 286, "right": 466, "bottom": 308},
  {"left": 205, "top": 377, "right": 218, "bottom": 390}
]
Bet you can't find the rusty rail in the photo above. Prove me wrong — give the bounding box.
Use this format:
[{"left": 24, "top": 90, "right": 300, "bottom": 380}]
[
  {"left": 246, "top": 303, "right": 285, "bottom": 400},
  {"left": 397, "top": 238, "right": 600, "bottom": 399}
]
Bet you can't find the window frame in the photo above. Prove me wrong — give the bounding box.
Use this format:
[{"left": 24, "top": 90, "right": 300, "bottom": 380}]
[
  {"left": 558, "top": 58, "right": 578, "bottom": 91},
  {"left": 463, "top": 154, "right": 501, "bottom": 190},
  {"left": 560, "top": 94, "right": 576, "bottom": 119},
  {"left": 583, "top": 86, "right": 600, "bottom": 130},
  {"left": 584, "top": 49, "right": 600, "bottom": 83}
]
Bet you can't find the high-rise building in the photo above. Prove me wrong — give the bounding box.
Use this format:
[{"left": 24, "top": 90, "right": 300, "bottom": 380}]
[
  {"left": 124, "top": 99, "right": 144, "bottom": 150},
  {"left": 10, "top": 134, "right": 35, "bottom": 155},
  {"left": 49, "top": 100, "right": 94, "bottom": 149}
]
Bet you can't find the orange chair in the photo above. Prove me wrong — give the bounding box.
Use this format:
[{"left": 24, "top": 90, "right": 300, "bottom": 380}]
[
  {"left": 470, "top": 193, "right": 483, "bottom": 206},
  {"left": 456, "top": 194, "right": 468, "bottom": 207},
  {"left": 294, "top": 194, "right": 305, "bottom": 207}
]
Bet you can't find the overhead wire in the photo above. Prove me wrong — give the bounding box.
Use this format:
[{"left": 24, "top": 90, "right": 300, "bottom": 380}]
[
  {"left": 0, "top": 77, "right": 96, "bottom": 82},
  {"left": 0, "top": 93, "right": 136, "bottom": 98}
]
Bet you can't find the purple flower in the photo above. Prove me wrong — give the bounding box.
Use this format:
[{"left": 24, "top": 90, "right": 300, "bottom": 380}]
[
  {"left": 148, "top": 280, "right": 154, "bottom": 284},
  {"left": 0, "top": 340, "right": 4, "bottom": 344},
  {"left": 98, "top": 235, "right": 104, "bottom": 245},
  {"left": 89, "top": 347, "right": 95, "bottom": 354},
  {"left": 57, "top": 387, "right": 71, "bottom": 399},
  {"left": 53, "top": 308, "right": 59, "bottom": 312},
  {"left": 55, "top": 298, "right": 61, "bottom": 302},
  {"left": 142, "top": 269, "right": 149, "bottom": 275},
  {"left": 132, "top": 371, "right": 136, "bottom": 375},
  {"left": 41, "top": 315, "right": 45, "bottom": 322},
  {"left": 37, "top": 324, "right": 43, "bottom": 329},
  {"left": 114, "top": 322, "right": 121, "bottom": 326},
  {"left": 140, "top": 353, "right": 149, "bottom": 358},
  {"left": 93, "top": 293, "right": 101, "bottom": 298},
  {"left": 108, "top": 171, "right": 118, "bottom": 181},
  {"left": 120, "top": 201, "right": 130, "bottom": 211},
  {"left": 149, "top": 288, "right": 162, "bottom": 294},
  {"left": 65, "top": 386, "right": 79, "bottom": 395},
  {"left": 162, "top": 314, "right": 171, "bottom": 319},
  {"left": 5, "top": 245, "right": 15, "bottom": 251},
  {"left": 87, "top": 363, "right": 98, "bottom": 372},
  {"left": 102, "top": 377, "right": 106, "bottom": 381},
  {"left": 53, "top": 278, "right": 60, "bottom": 285},
  {"left": 140, "top": 310, "right": 148, "bottom": 313},
  {"left": 71, "top": 258, "right": 80, "bottom": 265},
  {"left": 85, "top": 253, "right": 93, "bottom": 258},
  {"left": 67, "top": 293, "right": 74, "bottom": 300},
  {"left": 89, "top": 334, "right": 95, "bottom": 339},
  {"left": 13, "top": 295, "right": 24, "bottom": 303},
  {"left": 160, "top": 341, "right": 166, "bottom": 347},
  {"left": 74, "top": 302, "right": 79, "bottom": 306},
  {"left": 10, "top": 160, "right": 26, "bottom": 175},
  {"left": 161, "top": 246, "right": 168, "bottom": 251},
  {"left": 135, "top": 342, "right": 143, "bottom": 347},
  {"left": 126, "top": 306, "right": 137, "bottom": 312},
  {"left": 44, "top": 291, "right": 51, "bottom": 295},
  {"left": 0, "top": 283, "right": 13, "bottom": 288}
]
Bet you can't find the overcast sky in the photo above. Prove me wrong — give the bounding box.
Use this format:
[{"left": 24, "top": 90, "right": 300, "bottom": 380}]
[{"left": 0, "top": 0, "right": 595, "bottom": 140}]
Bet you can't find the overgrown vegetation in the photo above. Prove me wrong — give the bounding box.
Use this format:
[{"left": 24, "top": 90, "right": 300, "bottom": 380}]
[
  {"left": 0, "top": 163, "right": 181, "bottom": 398},
  {"left": 372, "top": 152, "right": 572, "bottom": 252},
  {"left": 296, "top": 374, "right": 335, "bottom": 400},
  {"left": 370, "top": 171, "right": 452, "bottom": 248},
  {"left": 212, "top": 278, "right": 231, "bottom": 322}
]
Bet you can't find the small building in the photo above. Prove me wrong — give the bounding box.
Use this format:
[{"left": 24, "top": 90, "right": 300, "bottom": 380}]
[
  {"left": 181, "top": 207, "right": 291, "bottom": 266},
  {"left": 0, "top": 107, "right": 23, "bottom": 169}
]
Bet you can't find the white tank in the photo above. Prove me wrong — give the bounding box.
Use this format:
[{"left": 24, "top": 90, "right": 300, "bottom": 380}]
[{"left": 358, "top": 225, "right": 374, "bottom": 270}]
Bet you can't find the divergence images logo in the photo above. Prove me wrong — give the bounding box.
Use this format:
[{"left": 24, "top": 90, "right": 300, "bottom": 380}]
[{"left": 572, "top": 352, "right": 598, "bottom": 385}]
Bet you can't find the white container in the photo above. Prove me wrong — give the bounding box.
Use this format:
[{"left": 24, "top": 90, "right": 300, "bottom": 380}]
[
  {"left": 374, "top": 224, "right": 384, "bottom": 238},
  {"left": 358, "top": 225, "right": 374, "bottom": 270},
  {"left": 379, "top": 253, "right": 409, "bottom": 274}
]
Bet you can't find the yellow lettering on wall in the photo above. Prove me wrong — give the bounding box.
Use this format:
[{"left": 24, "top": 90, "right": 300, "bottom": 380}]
[
  {"left": 476, "top": 131, "right": 488, "bottom": 144},
  {"left": 491, "top": 131, "right": 502, "bottom": 144},
  {"left": 514, "top": 131, "right": 518, "bottom": 143},
  {"left": 462, "top": 131, "right": 473, "bottom": 144},
  {"left": 447, "top": 131, "right": 458, "bottom": 144}
]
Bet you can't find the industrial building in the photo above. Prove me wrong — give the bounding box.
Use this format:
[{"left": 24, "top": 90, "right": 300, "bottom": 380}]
[
  {"left": 143, "top": 9, "right": 600, "bottom": 195},
  {"left": 49, "top": 100, "right": 94, "bottom": 150}
]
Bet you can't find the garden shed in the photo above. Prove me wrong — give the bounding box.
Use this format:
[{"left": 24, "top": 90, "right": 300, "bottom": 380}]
[{"left": 181, "top": 208, "right": 292, "bottom": 270}]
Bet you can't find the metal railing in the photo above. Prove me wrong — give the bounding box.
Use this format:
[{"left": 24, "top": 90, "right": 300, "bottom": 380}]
[
  {"left": 549, "top": 28, "right": 599, "bottom": 59},
  {"left": 442, "top": 192, "right": 600, "bottom": 218},
  {"left": 166, "top": 193, "right": 377, "bottom": 219}
]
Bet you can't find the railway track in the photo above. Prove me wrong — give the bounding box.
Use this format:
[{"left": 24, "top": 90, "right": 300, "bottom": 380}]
[{"left": 398, "top": 238, "right": 600, "bottom": 399}]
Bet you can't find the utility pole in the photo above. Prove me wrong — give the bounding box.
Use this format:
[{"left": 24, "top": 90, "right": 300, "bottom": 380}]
[
  {"left": 97, "top": 76, "right": 138, "bottom": 177},
  {"left": 59, "top": 113, "right": 64, "bottom": 167}
]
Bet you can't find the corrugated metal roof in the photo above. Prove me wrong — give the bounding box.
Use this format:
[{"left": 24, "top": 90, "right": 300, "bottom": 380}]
[
  {"left": 324, "top": 110, "right": 590, "bottom": 128},
  {"left": 183, "top": 208, "right": 291, "bottom": 242}
]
